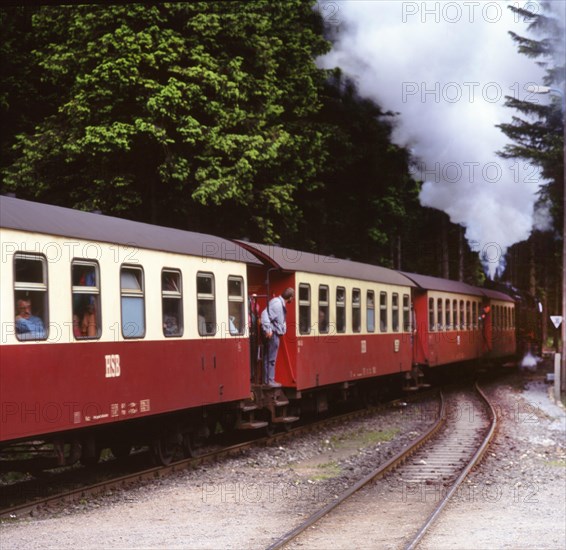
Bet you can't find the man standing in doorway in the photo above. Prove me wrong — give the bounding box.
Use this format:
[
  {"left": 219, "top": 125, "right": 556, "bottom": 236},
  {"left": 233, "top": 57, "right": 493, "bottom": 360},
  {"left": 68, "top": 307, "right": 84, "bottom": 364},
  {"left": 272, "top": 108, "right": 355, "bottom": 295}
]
[{"left": 261, "top": 287, "right": 294, "bottom": 387}]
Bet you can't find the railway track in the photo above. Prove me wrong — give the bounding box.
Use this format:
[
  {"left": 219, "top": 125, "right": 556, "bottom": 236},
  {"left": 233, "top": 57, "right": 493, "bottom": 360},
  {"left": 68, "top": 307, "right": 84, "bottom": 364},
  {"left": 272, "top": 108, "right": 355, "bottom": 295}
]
[
  {"left": 0, "top": 390, "right": 438, "bottom": 520},
  {"left": 268, "top": 382, "right": 496, "bottom": 550}
]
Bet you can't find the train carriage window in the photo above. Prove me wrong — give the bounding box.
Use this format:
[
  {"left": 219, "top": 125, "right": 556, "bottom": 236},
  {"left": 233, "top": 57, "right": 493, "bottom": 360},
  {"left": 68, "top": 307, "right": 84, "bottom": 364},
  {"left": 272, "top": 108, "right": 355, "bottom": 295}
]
[
  {"left": 120, "top": 266, "right": 145, "bottom": 338},
  {"left": 162, "top": 270, "right": 183, "bottom": 337},
  {"left": 493, "top": 306, "right": 499, "bottom": 329},
  {"left": 319, "top": 285, "right": 329, "bottom": 334},
  {"left": 197, "top": 272, "right": 216, "bottom": 336},
  {"left": 380, "top": 292, "right": 388, "bottom": 332},
  {"left": 445, "top": 299, "right": 451, "bottom": 330},
  {"left": 392, "top": 293, "right": 400, "bottom": 332},
  {"left": 458, "top": 300, "right": 464, "bottom": 330},
  {"left": 336, "top": 287, "right": 346, "bottom": 333},
  {"left": 466, "top": 301, "right": 471, "bottom": 331},
  {"left": 227, "top": 276, "right": 245, "bottom": 336},
  {"left": 14, "top": 253, "right": 48, "bottom": 341},
  {"left": 428, "top": 297, "right": 435, "bottom": 332},
  {"left": 452, "top": 299, "right": 458, "bottom": 331},
  {"left": 72, "top": 261, "right": 101, "bottom": 339},
  {"left": 403, "top": 294, "right": 411, "bottom": 332},
  {"left": 367, "top": 290, "right": 375, "bottom": 333},
  {"left": 436, "top": 298, "right": 443, "bottom": 331},
  {"left": 352, "top": 288, "right": 361, "bottom": 333},
  {"left": 298, "top": 284, "right": 311, "bottom": 335},
  {"left": 472, "top": 302, "right": 477, "bottom": 330},
  {"left": 511, "top": 307, "right": 515, "bottom": 329}
]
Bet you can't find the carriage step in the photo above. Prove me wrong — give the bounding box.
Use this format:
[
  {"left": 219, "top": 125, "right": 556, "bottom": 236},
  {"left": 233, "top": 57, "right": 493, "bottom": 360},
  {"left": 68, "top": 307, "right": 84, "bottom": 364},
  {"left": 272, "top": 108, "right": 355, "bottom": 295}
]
[
  {"left": 240, "top": 403, "right": 259, "bottom": 412},
  {"left": 237, "top": 420, "right": 269, "bottom": 430},
  {"left": 272, "top": 389, "right": 289, "bottom": 407},
  {"left": 272, "top": 416, "right": 299, "bottom": 424}
]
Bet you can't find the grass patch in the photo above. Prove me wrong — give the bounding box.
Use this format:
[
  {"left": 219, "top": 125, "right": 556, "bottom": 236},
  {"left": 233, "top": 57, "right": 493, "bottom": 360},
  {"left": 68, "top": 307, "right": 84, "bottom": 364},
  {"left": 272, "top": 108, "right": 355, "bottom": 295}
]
[
  {"left": 360, "top": 428, "right": 399, "bottom": 444},
  {"left": 312, "top": 461, "right": 341, "bottom": 480},
  {"left": 330, "top": 427, "right": 399, "bottom": 448}
]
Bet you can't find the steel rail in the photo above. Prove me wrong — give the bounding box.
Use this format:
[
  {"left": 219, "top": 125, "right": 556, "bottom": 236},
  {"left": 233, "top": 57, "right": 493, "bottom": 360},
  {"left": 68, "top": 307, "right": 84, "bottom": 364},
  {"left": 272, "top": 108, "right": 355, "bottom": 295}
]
[
  {"left": 265, "top": 391, "right": 446, "bottom": 550},
  {"left": 404, "top": 381, "right": 498, "bottom": 550}
]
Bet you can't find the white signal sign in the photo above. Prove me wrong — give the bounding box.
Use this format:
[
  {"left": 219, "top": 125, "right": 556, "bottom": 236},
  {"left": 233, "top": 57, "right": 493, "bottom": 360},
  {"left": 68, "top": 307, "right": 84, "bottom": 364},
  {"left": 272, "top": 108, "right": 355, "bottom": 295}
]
[{"left": 550, "top": 316, "right": 563, "bottom": 329}]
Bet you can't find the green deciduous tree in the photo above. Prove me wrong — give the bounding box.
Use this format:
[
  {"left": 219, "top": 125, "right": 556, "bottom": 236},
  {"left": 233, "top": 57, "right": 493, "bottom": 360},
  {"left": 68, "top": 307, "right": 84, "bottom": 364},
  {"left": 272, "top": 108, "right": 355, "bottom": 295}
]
[{"left": 1, "top": 2, "right": 331, "bottom": 241}]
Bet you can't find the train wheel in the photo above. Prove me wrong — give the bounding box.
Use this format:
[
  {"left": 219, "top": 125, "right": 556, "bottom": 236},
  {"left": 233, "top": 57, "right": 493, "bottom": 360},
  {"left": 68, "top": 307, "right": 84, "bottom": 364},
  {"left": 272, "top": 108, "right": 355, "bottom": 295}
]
[
  {"left": 151, "top": 437, "right": 175, "bottom": 466},
  {"left": 151, "top": 429, "right": 185, "bottom": 466},
  {"left": 182, "top": 432, "right": 194, "bottom": 458}
]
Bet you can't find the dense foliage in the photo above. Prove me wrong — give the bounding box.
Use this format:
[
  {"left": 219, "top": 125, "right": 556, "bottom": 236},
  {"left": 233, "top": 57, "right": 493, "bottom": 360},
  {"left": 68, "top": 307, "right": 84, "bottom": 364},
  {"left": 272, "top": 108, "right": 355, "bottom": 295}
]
[
  {"left": 1, "top": 2, "right": 330, "bottom": 242},
  {"left": 0, "top": 2, "right": 534, "bottom": 284}
]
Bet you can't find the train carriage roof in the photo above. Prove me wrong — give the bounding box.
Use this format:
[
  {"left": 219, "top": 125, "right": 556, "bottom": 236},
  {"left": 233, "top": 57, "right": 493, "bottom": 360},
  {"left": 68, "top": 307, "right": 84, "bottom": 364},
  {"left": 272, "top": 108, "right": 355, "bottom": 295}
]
[
  {"left": 0, "top": 196, "right": 260, "bottom": 264},
  {"left": 402, "top": 272, "right": 485, "bottom": 297},
  {"left": 237, "top": 241, "right": 416, "bottom": 287},
  {"left": 403, "top": 272, "right": 515, "bottom": 303},
  {"left": 481, "top": 288, "right": 515, "bottom": 302}
]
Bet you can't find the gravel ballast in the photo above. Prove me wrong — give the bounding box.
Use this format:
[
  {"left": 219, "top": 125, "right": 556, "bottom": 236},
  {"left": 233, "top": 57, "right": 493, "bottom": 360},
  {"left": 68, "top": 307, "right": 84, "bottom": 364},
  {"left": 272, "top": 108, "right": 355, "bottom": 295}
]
[{"left": 0, "top": 373, "right": 564, "bottom": 550}]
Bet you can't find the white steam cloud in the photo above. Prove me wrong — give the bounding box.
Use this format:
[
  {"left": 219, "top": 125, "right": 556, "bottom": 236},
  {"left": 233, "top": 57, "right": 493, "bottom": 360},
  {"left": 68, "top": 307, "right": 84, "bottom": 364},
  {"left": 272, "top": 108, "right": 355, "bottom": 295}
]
[{"left": 318, "top": 0, "right": 556, "bottom": 278}]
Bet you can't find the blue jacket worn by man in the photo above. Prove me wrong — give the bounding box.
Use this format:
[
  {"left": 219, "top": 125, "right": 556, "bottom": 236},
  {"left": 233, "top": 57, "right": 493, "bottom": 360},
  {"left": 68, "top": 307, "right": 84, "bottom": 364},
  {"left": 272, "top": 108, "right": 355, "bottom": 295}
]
[
  {"left": 15, "top": 298, "right": 46, "bottom": 340},
  {"left": 260, "top": 287, "right": 295, "bottom": 387}
]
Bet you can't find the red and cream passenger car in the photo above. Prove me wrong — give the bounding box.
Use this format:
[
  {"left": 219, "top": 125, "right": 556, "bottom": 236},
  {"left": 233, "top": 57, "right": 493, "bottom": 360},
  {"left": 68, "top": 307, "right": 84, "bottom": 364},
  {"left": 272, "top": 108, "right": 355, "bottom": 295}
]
[
  {"left": 482, "top": 288, "right": 516, "bottom": 360},
  {"left": 403, "top": 273, "right": 486, "bottom": 368},
  {"left": 0, "top": 196, "right": 258, "bottom": 466},
  {"left": 403, "top": 272, "right": 516, "bottom": 370},
  {"left": 239, "top": 242, "right": 418, "bottom": 408}
]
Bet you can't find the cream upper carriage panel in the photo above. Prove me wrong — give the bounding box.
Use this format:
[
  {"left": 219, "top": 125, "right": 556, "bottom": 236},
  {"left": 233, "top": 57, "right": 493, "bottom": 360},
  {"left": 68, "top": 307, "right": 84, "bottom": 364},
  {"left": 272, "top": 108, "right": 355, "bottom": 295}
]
[
  {"left": 293, "top": 271, "right": 414, "bottom": 337},
  {"left": 402, "top": 271, "right": 486, "bottom": 332},
  {"left": 234, "top": 241, "right": 416, "bottom": 337},
  {"left": 0, "top": 196, "right": 258, "bottom": 345}
]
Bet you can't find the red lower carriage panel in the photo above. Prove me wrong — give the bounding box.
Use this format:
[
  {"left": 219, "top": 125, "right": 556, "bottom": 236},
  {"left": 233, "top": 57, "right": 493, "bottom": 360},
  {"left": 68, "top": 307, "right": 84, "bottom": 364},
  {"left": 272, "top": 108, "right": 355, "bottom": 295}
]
[
  {"left": 488, "top": 328, "right": 516, "bottom": 359},
  {"left": 289, "top": 333, "right": 413, "bottom": 391},
  {"left": 0, "top": 338, "right": 250, "bottom": 443},
  {"left": 425, "top": 330, "right": 484, "bottom": 367}
]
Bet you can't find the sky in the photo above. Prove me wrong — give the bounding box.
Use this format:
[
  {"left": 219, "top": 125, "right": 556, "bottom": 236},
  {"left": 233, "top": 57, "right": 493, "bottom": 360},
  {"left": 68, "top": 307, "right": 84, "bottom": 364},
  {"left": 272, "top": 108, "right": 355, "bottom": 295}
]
[{"left": 317, "top": 0, "right": 564, "bottom": 278}]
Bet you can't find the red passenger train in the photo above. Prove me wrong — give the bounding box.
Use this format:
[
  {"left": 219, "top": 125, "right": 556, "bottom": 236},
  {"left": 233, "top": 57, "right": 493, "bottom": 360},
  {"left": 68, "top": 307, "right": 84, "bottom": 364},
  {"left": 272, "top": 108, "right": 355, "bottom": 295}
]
[{"left": 0, "top": 197, "right": 527, "bottom": 470}]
